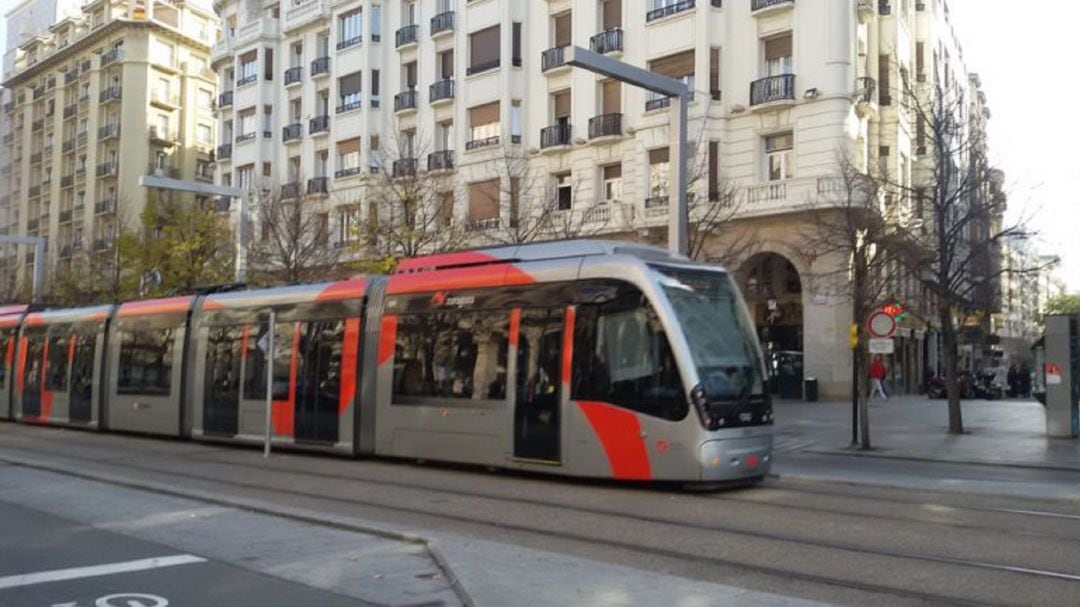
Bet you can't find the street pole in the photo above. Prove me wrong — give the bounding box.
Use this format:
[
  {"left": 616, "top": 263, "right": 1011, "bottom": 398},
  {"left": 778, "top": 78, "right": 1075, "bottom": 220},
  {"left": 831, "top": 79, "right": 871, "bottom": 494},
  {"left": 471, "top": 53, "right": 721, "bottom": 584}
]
[
  {"left": 850, "top": 323, "right": 859, "bottom": 446},
  {"left": 0, "top": 236, "right": 47, "bottom": 302},
  {"left": 562, "top": 46, "right": 690, "bottom": 256},
  {"left": 263, "top": 309, "right": 276, "bottom": 458},
  {"left": 669, "top": 93, "right": 690, "bottom": 256}
]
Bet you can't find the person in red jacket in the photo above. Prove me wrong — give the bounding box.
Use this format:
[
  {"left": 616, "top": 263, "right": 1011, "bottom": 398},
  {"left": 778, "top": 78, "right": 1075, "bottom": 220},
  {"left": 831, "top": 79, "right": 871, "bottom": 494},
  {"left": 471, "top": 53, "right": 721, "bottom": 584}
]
[{"left": 869, "top": 355, "right": 888, "bottom": 401}]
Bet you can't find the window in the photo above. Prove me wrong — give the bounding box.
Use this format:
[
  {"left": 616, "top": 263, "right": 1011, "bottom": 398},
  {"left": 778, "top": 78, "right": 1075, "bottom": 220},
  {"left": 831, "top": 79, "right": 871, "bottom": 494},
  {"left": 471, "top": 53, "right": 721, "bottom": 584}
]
[
  {"left": 197, "top": 88, "right": 213, "bottom": 109},
  {"left": 371, "top": 5, "right": 382, "bottom": 41},
  {"left": 554, "top": 173, "right": 572, "bottom": 210},
  {"left": 879, "top": 54, "right": 891, "bottom": 105},
  {"left": 765, "top": 133, "right": 793, "bottom": 181},
  {"left": 708, "top": 141, "right": 720, "bottom": 200},
  {"left": 338, "top": 207, "right": 361, "bottom": 243},
  {"left": 337, "top": 138, "right": 361, "bottom": 173},
  {"left": 371, "top": 69, "right": 381, "bottom": 105},
  {"left": 469, "top": 102, "right": 500, "bottom": 144},
  {"left": 239, "top": 50, "right": 257, "bottom": 82},
  {"left": 512, "top": 22, "right": 522, "bottom": 66},
  {"left": 237, "top": 164, "right": 254, "bottom": 190},
  {"left": 263, "top": 47, "right": 273, "bottom": 80},
  {"left": 439, "top": 49, "right": 454, "bottom": 79},
  {"left": 338, "top": 71, "right": 362, "bottom": 111},
  {"left": 648, "top": 50, "right": 695, "bottom": 107},
  {"left": 602, "top": 164, "right": 622, "bottom": 203},
  {"left": 338, "top": 9, "right": 362, "bottom": 48},
  {"left": 197, "top": 124, "right": 212, "bottom": 144},
  {"left": 238, "top": 107, "right": 256, "bottom": 137},
  {"left": 392, "top": 310, "right": 510, "bottom": 402},
  {"left": 45, "top": 334, "right": 69, "bottom": 391},
  {"left": 117, "top": 328, "right": 175, "bottom": 395},
  {"left": 572, "top": 281, "right": 687, "bottom": 421},
  {"left": 469, "top": 26, "right": 500, "bottom": 74},
  {"left": 510, "top": 100, "right": 522, "bottom": 141},
  {"left": 764, "top": 34, "right": 792, "bottom": 76},
  {"left": 150, "top": 39, "right": 174, "bottom": 66},
  {"left": 649, "top": 148, "right": 669, "bottom": 198},
  {"left": 468, "top": 179, "right": 500, "bottom": 224}
]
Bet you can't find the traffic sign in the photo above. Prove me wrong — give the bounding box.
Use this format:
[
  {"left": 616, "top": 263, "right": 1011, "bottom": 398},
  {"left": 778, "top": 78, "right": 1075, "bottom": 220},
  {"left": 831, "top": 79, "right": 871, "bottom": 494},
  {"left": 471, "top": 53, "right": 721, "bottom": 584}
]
[
  {"left": 869, "top": 338, "right": 895, "bottom": 355},
  {"left": 867, "top": 311, "right": 897, "bottom": 338}
]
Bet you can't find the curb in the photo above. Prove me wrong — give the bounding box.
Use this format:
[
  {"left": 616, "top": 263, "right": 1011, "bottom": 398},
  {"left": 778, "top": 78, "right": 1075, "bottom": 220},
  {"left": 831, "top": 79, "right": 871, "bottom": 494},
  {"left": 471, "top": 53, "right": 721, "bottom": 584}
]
[
  {"left": 805, "top": 448, "right": 1080, "bottom": 475},
  {"left": 0, "top": 453, "right": 476, "bottom": 607}
]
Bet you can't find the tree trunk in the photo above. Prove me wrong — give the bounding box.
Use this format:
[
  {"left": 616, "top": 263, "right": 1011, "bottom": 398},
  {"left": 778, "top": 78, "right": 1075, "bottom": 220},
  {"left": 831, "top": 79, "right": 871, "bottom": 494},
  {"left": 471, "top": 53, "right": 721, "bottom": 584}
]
[{"left": 939, "top": 302, "right": 964, "bottom": 434}]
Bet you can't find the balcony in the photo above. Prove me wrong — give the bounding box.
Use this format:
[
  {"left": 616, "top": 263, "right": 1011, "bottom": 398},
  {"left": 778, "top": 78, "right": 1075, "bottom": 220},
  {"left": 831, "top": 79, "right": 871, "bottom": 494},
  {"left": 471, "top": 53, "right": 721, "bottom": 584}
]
[
  {"left": 96, "top": 162, "right": 118, "bottom": 177},
  {"left": 337, "top": 35, "right": 361, "bottom": 51},
  {"left": 750, "top": 74, "right": 796, "bottom": 107},
  {"left": 99, "top": 47, "right": 123, "bottom": 67},
  {"left": 77, "top": 131, "right": 88, "bottom": 146},
  {"left": 465, "top": 136, "right": 500, "bottom": 151},
  {"left": 334, "top": 166, "right": 361, "bottom": 179},
  {"left": 588, "top": 113, "right": 623, "bottom": 139},
  {"left": 309, "top": 115, "right": 330, "bottom": 135},
  {"left": 59, "top": 209, "right": 72, "bottom": 224},
  {"left": 236, "top": 74, "right": 258, "bottom": 87},
  {"left": 540, "top": 124, "right": 572, "bottom": 149},
  {"left": 235, "top": 131, "right": 257, "bottom": 144},
  {"left": 98, "top": 123, "right": 121, "bottom": 139},
  {"left": 429, "top": 80, "right": 454, "bottom": 104},
  {"left": 27, "top": 219, "right": 39, "bottom": 232},
  {"left": 392, "top": 158, "right": 418, "bottom": 178},
  {"left": 468, "top": 217, "right": 500, "bottom": 232},
  {"left": 76, "top": 166, "right": 87, "bottom": 179},
  {"left": 647, "top": 0, "right": 696, "bottom": 22},
  {"left": 311, "top": 56, "right": 330, "bottom": 77},
  {"left": 149, "top": 126, "right": 177, "bottom": 144},
  {"left": 94, "top": 197, "right": 117, "bottom": 215},
  {"left": 99, "top": 86, "right": 122, "bottom": 103},
  {"left": 431, "top": 11, "right": 455, "bottom": 36},
  {"left": 394, "top": 89, "right": 419, "bottom": 113},
  {"left": 752, "top": 0, "right": 794, "bottom": 12},
  {"left": 28, "top": 185, "right": 41, "bottom": 198},
  {"left": 63, "top": 104, "right": 77, "bottom": 119},
  {"left": 283, "top": 123, "right": 303, "bottom": 141},
  {"left": 30, "top": 152, "right": 43, "bottom": 165},
  {"left": 337, "top": 97, "right": 362, "bottom": 113},
  {"left": 150, "top": 90, "right": 180, "bottom": 108},
  {"left": 427, "top": 150, "right": 455, "bottom": 172},
  {"left": 541, "top": 46, "right": 568, "bottom": 73},
  {"left": 284, "top": 66, "right": 303, "bottom": 86},
  {"left": 217, "top": 143, "right": 233, "bottom": 159},
  {"left": 306, "top": 176, "right": 329, "bottom": 196},
  {"left": 395, "top": 24, "right": 419, "bottom": 49},
  {"left": 281, "top": 182, "right": 301, "bottom": 199},
  {"left": 218, "top": 90, "right": 234, "bottom": 108},
  {"left": 147, "top": 165, "right": 180, "bottom": 180},
  {"left": 62, "top": 139, "right": 75, "bottom": 153},
  {"left": 590, "top": 29, "right": 623, "bottom": 55},
  {"left": 60, "top": 174, "right": 74, "bottom": 188},
  {"left": 284, "top": 0, "right": 329, "bottom": 32},
  {"left": 65, "top": 71, "right": 79, "bottom": 85},
  {"left": 467, "top": 60, "right": 500, "bottom": 76},
  {"left": 32, "top": 119, "right": 44, "bottom": 132}
]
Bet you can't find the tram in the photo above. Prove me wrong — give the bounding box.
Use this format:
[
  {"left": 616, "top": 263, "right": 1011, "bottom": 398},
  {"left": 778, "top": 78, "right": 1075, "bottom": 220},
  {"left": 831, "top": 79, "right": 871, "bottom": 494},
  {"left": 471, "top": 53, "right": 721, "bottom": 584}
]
[{"left": 0, "top": 241, "right": 773, "bottom": 483}]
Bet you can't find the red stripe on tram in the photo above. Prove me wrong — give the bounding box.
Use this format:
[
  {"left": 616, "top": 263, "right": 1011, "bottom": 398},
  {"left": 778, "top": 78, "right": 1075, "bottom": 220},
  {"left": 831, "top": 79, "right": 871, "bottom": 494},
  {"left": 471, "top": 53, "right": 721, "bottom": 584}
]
[
  {"left": 15, "top": 336, "right": 27, "bottom": 396},
  {"left": 561, "top": 307, "right": 575, "bottom": 387},
  {"left": 240, "top": 325, "right": 250, "bottom": 363},
  {"left": 68, "top": 334, "right": 77, "bottom": 365},
  {"left": 577, "top": 401, "right": 653, "bottom": 481},
  {"left": 509, "top": 309, "right": 521, "bottom": 348},
  {"left": 339, "top": 318, "right": 362, "bottom": 416},
  {"left": 377, "top": 315, "right": 397, "bottom": 367},
  {"left": 5, "top": 336, "right": 14, "bottom": 369},
  {"left": 271, "top": 324, "right": 299, "bottom": 437}
]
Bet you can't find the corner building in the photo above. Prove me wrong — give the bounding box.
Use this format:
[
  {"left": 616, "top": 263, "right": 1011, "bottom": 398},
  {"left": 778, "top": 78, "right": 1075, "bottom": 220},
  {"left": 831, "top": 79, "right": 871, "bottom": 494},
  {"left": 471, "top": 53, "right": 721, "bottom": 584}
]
[
  {"left": 210, "top": 0, "right": 981, "bottom": 399},
  {"left": 0, "top": 0, "right": 219, "bottom": 292}
]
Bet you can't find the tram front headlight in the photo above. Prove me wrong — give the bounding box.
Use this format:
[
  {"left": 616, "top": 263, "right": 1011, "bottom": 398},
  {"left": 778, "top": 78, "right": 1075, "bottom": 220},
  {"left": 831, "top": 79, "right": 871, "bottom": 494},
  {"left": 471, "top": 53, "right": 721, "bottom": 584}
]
[{"left": 690, "top": 383, "right": 708, "bottom": 409}]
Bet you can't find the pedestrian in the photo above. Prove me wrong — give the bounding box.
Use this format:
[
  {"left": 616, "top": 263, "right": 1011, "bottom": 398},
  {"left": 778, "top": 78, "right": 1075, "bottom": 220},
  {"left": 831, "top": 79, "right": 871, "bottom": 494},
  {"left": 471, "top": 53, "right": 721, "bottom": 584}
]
[{"left": 869, "top": 355, "right": 888, "bottom": 402}]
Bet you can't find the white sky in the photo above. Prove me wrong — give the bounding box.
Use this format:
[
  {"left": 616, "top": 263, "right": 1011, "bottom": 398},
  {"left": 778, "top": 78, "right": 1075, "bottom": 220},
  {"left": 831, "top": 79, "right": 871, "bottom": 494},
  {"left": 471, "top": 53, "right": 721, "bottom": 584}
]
[{"left": 949, "top": 0, "right": 1080, "bottom": 292}]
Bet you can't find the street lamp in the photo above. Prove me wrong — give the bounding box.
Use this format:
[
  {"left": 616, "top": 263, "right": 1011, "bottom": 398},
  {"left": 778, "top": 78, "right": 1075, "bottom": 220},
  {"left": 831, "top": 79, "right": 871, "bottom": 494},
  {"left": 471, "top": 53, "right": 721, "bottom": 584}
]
[
  {"left": 0, "top": 235, "right": 47, "bottom": 302},
  {"left": 140, "top": 174, "right": 250, "bottom": 283},
  {"left": 562, "top": 46, "right": 691, "bottom": 256}
]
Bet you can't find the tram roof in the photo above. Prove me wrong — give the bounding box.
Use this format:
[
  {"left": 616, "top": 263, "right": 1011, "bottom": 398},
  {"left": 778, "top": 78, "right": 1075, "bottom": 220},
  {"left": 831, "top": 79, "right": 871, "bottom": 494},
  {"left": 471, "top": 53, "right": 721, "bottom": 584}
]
[
  {"left": 201, "top": 278, "right": 367, "bottom": 311},
  {"left": 395, "top": 240, "right": 688, "bottom": 274},
  {"left": 24, "top": 304, "right": 113, "bottom": 326}
]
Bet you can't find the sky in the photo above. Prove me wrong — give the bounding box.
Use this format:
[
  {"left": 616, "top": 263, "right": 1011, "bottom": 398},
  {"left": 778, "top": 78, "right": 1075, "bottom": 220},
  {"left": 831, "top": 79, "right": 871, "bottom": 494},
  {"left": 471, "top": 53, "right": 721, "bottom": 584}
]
[
  {"left": 0, "top": 2, "right": 1074, "bottom": 291},
  {"left": 949, "top": 0, "right": 1080, "bottom": 292}
]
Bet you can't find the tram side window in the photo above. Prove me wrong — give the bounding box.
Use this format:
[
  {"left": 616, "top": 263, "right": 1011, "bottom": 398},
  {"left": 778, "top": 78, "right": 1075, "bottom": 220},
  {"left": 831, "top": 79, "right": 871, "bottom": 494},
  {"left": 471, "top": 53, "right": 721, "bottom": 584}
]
[
  {"left": 0, "top": 330, "right": 13, "bottom": 389},
  {"left": 70, "top": 331, "right": 96, "bottom": 399},
  {"left": 393, "top": 310, "right": 510, "bottom": 402},
  {"left": 23, "top": 337, "right": 44, "bottom": 390},
  {"left": 572, "top": 285, "right": 688, "bottom": 421},
  {"left": 117, "top": 328, "right": 175, "bottom": 396},
  {"left": 243, "top": 323, "right": 268, "bottom": 400},
  {"left": 45, "top": 334, "right": 70, "bottom": 391},
  {"left": 271, "top": 322, "right": 295, "bottom": 401}
]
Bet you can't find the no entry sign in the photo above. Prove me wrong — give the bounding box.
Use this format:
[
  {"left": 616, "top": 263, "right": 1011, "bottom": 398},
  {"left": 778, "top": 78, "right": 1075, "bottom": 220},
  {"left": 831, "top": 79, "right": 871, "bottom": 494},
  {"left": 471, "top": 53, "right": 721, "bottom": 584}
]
[{"left": 867, "top": 311, "right": 897, "bottom": 339}]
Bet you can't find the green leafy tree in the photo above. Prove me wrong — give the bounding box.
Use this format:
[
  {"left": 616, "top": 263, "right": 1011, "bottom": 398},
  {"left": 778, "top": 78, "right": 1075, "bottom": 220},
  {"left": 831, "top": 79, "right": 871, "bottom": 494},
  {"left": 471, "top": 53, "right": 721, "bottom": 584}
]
[{"left": 1044, "top": 294, "right": 1080, "bottom": 316}]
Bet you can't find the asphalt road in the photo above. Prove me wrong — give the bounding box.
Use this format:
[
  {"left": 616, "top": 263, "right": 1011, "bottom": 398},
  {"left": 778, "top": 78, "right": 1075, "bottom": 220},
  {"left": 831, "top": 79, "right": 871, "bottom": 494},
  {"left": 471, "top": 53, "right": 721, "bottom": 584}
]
[
  {"left": 2, "top": 423, "right": 1080, "bottom": 606},
  {"left": 0, "top": 501, "right": 371, "bottom": 607}
]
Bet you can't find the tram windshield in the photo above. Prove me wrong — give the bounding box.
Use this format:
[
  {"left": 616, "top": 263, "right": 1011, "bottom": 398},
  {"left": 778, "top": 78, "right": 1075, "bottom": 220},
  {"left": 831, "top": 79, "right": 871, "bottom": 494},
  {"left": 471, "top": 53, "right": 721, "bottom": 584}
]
[{"left": 651, "top": 265, "right": 764, "bottom": 403}]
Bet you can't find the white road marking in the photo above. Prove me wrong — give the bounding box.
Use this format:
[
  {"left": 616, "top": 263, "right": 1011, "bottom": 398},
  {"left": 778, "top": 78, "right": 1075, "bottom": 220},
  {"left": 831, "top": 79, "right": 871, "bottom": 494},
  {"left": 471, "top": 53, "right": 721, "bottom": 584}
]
[{"left": 0, "top": 555, "right": 206, "bottom": 590}]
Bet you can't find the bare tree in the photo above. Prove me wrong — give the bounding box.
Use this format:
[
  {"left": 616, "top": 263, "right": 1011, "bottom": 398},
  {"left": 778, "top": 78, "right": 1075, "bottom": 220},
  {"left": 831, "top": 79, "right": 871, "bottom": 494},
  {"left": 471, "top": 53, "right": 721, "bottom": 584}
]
[
  {"left": 894, "top": 71, "right": 1041, "bottom": 434},
  {"left": 247, "top": 184, "right": 343, "bottom": 286},
  {"left": 363, "top": 127, "right": 468, "bottom": 263}
]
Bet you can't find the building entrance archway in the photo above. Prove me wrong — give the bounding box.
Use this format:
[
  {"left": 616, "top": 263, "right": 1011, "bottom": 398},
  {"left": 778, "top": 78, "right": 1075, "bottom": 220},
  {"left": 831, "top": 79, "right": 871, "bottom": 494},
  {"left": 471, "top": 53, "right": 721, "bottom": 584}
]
[{"left": 738, "top": 252, "right": 805, "bottom": 398}]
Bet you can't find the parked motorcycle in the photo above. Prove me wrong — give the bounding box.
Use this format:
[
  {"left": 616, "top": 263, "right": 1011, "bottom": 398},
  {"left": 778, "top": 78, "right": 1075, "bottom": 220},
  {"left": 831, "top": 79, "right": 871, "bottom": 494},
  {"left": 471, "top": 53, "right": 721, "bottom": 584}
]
[{"left": 927, "top": 371, "right": 1003, "bottom": 400}]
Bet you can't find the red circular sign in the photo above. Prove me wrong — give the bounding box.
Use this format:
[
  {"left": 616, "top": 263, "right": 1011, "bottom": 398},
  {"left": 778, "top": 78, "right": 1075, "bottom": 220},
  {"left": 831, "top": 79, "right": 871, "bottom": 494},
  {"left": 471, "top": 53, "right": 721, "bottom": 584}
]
[{"left": 867, "top": 311, "right": 897, "bottom": 338}]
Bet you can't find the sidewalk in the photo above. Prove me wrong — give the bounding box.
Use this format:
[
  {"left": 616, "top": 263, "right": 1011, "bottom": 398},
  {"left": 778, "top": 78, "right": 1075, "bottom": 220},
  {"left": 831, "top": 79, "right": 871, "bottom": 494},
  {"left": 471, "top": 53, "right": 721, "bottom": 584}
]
[{"left": 773, "top": 395, "right": 1080, "bottom": 471}]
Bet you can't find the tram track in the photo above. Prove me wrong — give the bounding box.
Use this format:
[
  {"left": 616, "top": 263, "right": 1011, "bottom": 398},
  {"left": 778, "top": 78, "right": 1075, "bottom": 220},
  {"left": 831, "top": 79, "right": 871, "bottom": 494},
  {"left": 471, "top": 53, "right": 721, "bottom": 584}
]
[{"left": 3, "top": 432, "right": 1080, "bottom": 605}]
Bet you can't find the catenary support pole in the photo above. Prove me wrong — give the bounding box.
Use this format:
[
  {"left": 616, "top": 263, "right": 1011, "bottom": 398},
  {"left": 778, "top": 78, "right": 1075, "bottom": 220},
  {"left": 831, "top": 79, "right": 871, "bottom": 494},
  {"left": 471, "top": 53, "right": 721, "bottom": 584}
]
[{"left": 668, "top": 93, "right": 690, "bottom": 256}]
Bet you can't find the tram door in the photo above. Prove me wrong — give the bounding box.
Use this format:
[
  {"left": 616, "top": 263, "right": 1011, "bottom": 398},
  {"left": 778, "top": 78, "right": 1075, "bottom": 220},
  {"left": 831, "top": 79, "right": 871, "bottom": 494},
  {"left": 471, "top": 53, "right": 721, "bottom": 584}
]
[
  {"left": 203, "top": 326, "right": 242, "bottom": 435},
  {"left": 69, "top": 332, "right": 96, "bottom": 422},
  {"left": 21, "top": 337, "right": 43, "bottom": 417},
  {"left": 294, "top": 320, "right": 344, "bottom": 444},
  {"left": 514, "top": 308, "right": 563, "bottom": 462}
]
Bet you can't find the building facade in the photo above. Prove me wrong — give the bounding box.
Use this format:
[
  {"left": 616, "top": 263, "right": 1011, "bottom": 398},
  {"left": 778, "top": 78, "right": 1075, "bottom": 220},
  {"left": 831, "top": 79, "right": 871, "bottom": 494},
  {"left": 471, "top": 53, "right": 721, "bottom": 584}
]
[
  {"left": 208, "top": 0, "right": 992, "bottom": 398},
  {"left": 0, "top": 0, "right": 219, "bottom": 294}
]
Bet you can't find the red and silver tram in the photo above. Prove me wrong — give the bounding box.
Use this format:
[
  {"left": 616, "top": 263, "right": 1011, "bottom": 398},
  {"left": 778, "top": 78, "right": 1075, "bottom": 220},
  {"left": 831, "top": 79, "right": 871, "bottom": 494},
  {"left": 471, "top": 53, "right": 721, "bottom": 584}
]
[{"left": 0, "top": 241, "right": 773, "bottom": 483}]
